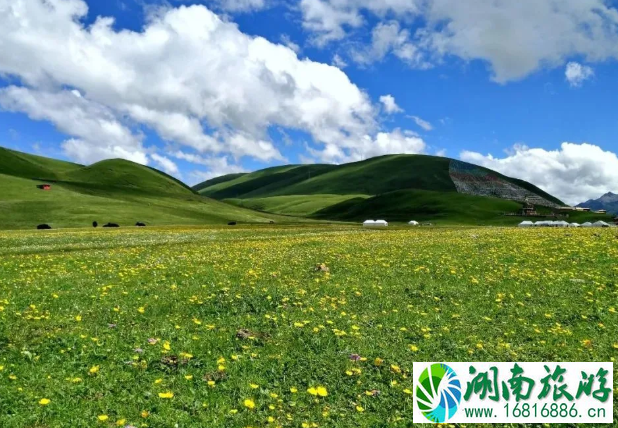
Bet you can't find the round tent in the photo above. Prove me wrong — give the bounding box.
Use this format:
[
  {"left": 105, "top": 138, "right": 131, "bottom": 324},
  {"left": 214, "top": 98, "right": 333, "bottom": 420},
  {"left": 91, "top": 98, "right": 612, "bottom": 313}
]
[
  {"left": 408, "top": 221, "right": 419, "bottom": 226},
  {"left": 570, "top": 223, "right": 581, "bottom": 227},
  {"left": 518, "top": 221, "right": 534, "bottom": 227},
  {"left": 581, "top": 222, "right": 593, "bottom": 227},
  {"left": 593, "top": 221, "right": 610, "bottom": 228},
  {"left": 554, "top": 221, "right": 569, "bottom": 228},
  {"left": 374, "top": 220, "right": 388, "bottom": 227},
  {"left": 363, "top": 220, "right": 376, "bottom": 227}
]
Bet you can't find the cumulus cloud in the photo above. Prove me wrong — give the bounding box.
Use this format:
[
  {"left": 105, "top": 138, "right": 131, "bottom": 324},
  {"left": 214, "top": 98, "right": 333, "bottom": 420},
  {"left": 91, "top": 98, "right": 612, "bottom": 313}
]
[
  {"left": 565, "top": 62, "right": 595, "bottom": 87},
  {"left": 351, "top": 21, "right": 428, "bottom": 68},
  {"left": 175, "top": 151, "right": 247, "bottom": 183},
  {"left": 0, "top": 86, "right": 147, "bottom": 164},
  {"left": 460, "top": 143, "right": 618, "bottom": 205},
  {"left": 150, "top": 153, "right": 180, "bottom": 176},
  {"left": 0, "top": 0, "right": 405, "bottom": 169},
  {"left": 308, "top": 128, "right": 427, "bottom": 163},
  {"left": 301, "top": 0, "right": 618, "bottom": 82},
  {"left": 408, "top": 115, "right": 433, "bottom": 131},
  {"left": 379, "top": 94, "right": 403, "bottom": 114}
]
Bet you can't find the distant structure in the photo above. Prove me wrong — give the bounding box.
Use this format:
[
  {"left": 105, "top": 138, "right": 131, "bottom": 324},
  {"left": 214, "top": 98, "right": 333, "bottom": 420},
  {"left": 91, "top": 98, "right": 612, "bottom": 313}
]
[
  {"left": 596, "top": 210, "right": 607, "bottom": 214},
  {"left": 408, "top": 221, "right": 419, "bottom": 226},
  {"left": 520, "top": 199, "right": 539, "bottom": 216},
  {"left": 37, "top": 184, "right": 51, "bottom": 190},
  {"left": 518, "top": 221, "right": 534, "bottom": 227},
  {"left": 363, "top": 220, "right": 388, "bottom": 227}
]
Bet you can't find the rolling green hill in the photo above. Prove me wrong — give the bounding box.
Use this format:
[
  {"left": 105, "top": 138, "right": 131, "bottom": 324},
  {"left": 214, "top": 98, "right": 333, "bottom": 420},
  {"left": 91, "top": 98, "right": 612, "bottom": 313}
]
[
  {"left": 0, "top": 148, "right": 292, "bottom": 230},
  {"left": 194, "top": 154, "right": 579, "bottom": 224}
]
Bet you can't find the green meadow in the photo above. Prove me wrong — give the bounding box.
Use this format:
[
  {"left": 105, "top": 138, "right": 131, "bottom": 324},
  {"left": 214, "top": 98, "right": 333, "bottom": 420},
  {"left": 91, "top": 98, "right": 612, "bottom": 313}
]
[{"left": 0, "top": 225, "right": 616, "bottom": 427}]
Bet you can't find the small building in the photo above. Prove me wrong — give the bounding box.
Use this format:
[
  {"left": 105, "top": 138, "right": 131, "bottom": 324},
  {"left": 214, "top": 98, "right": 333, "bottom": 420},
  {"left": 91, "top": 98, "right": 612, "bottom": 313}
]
[
  {"left": 518, "top": 221, "right": 534, "bottom": 227},
  {"left": 581, "top": 222, "right": 593, "bottom": 227},
  {"left": 581, "top": 208, "right": 591, "bottom": 212},
  {"left": 408, "top": 221, "right": 419, "bottom": 226},
  {"left": 554, "top": 221, "right": 569, "bottom": 228},
  {"left": 570, "top": 223, "right": 581, "bottom": 228},
  {"left": 37, "top": 184, "right": 51, "bottom": 190},
  {"left": 520, "top": 202, "right": 538, "bottom": 216},
  {"left": 595, "top": 210, "right": 607, "bottom": 214},
  {"left": 375, "top": 220, "right": 388, "bottom": 227}
]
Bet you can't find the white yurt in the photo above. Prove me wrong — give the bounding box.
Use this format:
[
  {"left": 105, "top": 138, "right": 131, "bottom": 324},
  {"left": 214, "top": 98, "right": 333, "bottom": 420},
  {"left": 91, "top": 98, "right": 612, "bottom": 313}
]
[
  {"left": 408, "top": 221, "right": 419, "bottom": 226},
  {"left": 518, "top": 221, "right": 534, "bottom": 227},
  {"left": 593, "top": 221, "right": 610, "bottom": 228},
  {"left": 570, "top": 223, "right": 581, "bottom": 227},
  {"left": 554, "top": 221, "right": 569, "bottom": 227},
  {"left": 363, "top": 220, "right": 376, "bottom": 227},
  {"left": 374, "top": 220, "right": 389, "bottom": 227},
  {"left": 582, "top": 222, "right": 593, "bottom": 227},
  {"left": 535, "top": 221, "right": 549, "bottom": 227}
]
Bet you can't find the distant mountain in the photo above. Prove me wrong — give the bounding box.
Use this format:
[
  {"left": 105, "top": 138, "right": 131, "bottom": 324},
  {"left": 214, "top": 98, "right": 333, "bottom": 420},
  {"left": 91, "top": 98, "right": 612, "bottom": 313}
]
[
  {"left": 193, "top": 154, "right": 575, "bottom": 224},
  {"left": 577, "top": 192, "right": 618, "bottom": 215}
]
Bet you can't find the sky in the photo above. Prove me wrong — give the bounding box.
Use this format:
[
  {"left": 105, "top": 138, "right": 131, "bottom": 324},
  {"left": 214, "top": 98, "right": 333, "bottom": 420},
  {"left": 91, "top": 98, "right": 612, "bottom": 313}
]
[{"left": 1, "top": 0, "right": 618, "bottom": 205}]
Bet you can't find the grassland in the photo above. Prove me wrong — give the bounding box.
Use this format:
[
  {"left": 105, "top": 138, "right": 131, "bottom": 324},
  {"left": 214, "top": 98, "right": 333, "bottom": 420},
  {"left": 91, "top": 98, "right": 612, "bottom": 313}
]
[
  {"left": 0, "top": 225, "right": 616, "bottom": 427},
  {"left": 0, "top": 148, "right": 294, "bottom": 229}
]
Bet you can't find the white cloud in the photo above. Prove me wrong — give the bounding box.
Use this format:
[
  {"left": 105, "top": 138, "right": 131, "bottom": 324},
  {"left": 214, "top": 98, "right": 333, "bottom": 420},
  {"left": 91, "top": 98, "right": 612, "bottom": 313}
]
[
  {"left": 214, "top": 0, "right": 266, "bottom": 12},
  {"left": 379, "top": 94, "right": 403, "bottom": 114},
  {"left": 308, "top": 128, "right": 427, "bottom": 163},
  {"left": 351, "top": 21, "right": 428, "bottom": 68},
  {"left": 460, "top": 143, "right": 618, "bottom": 205},
  {"left": 0, "top": 0, "right": 391, "bottom": 166},
  {"left": 176, "top": 151, "right": 247, "bottom": 183},
  {"left": 565, "top": 62, "right": 595, "bottom": 87},
  {"left": 150, "top": 153, "right": 180, "bottom": 176},
  {"left": 280, "top": 34, "right": 300, "bottom": 53},
  {"left": 300, "top": 0, "right": 618, "bottom": 82},
  {"left": 0, "top": 86, "right": 147, "bottom": 164},
  {"left": 408, "top": 115, "right": 433, "bottom": 131},
  {"left": 332, "top": 54, "right": 348, "bottom": 69}
]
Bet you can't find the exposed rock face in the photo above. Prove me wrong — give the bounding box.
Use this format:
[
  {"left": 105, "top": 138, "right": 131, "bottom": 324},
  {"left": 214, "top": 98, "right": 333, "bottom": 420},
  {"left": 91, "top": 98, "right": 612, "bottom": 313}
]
[{"left": 449, "top": 160, "right": 560, "bottom": 208}]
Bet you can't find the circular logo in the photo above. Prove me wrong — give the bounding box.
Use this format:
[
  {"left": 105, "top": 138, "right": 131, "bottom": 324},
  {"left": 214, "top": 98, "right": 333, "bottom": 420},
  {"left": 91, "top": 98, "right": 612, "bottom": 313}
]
[{"left": 416, "top": 363, "right": 462, "bottom": 423}]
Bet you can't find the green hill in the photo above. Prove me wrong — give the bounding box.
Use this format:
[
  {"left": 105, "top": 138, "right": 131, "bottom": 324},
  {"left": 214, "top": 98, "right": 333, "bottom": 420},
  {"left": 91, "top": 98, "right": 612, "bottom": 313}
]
[
  {"left": 0, "top": 147, "right": 81, "bottom": 180},
  {"left": 0, "top": 148, "right": 294, "bottom": 230},
  {"left": 192, "top": 173, "right": 247, "bottom": 193},
  {"left": 194, "top": 154, "right": 577, "bottom": 224}
]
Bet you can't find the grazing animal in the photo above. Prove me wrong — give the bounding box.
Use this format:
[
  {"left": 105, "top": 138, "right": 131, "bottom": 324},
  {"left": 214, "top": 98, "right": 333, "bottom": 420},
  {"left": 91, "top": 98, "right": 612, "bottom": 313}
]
[
  {"left": 269, "top": 220, "right": 275, "bottom": 224},
  {"left": 37, "top": 224, "right": 52, "bottom": 230},
  {"left": 135, "top": 222, "right": 146, "bottom": 227},
  {"left": 93, "top": 221, "right": 98, "bottom": 228},
  {"left": 103, "top": 223, "right": 120, "bottom": 228},
  {"left": 228, "top": 221, "right": 237, "bottom": 226}
]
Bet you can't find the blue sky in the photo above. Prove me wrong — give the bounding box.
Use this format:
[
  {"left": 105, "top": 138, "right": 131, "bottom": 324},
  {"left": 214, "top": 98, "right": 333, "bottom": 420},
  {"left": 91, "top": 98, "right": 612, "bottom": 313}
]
[{"left": 1, "top": 0, "right": 618, "bottom": 204}]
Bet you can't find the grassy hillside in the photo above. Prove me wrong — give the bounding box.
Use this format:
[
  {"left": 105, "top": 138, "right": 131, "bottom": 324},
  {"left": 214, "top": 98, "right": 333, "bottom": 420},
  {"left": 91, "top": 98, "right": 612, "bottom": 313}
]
[
  {"left": 0, "top": 147, "right": 304, "bottom": 230},
  {"left": 192, "top": 173, "right": 247, "bottom": 192},
  {"left": 312, "top": 189, "right": 611, "bottom": 225},
  {"left": 63, "top": 159, "right": 194, "bottom": 196},
  {"left": 194, "top": 154, "right": 569, "bottom": 224},
  {"left": 199, "top": 164, "right": 338, "bottom": 199},
  {"left": 225, "top": 194, "right": 370, "bottom": 216},
  {"left": 0, "top": 147, "right": 81, "bottom": 180}
]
